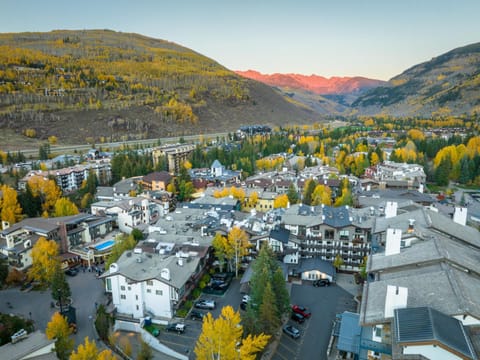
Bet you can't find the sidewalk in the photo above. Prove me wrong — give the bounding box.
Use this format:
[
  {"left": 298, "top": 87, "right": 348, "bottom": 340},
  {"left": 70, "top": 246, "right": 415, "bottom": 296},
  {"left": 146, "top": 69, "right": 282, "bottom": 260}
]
[{"left": 335, "top": 273, "right": 362, "bottom": 297}]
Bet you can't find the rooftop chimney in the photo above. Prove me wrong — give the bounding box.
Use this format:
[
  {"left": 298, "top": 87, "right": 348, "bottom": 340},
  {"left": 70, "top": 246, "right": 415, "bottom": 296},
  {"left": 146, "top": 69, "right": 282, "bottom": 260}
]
[
  {"left": 385, "top": 201, "right": 398, "bottom": 219},
  {"left": 384, "top": 285, "right": 408, "bottom": 318},
  {"left": 453, "top": 207, "right": 467, "bottom": 226},
  {"left": 385, "top": 228, "right": 402, "bottom": 256},
  {"left": 407, "top": 219, "right": 415, "bottom": 233}
]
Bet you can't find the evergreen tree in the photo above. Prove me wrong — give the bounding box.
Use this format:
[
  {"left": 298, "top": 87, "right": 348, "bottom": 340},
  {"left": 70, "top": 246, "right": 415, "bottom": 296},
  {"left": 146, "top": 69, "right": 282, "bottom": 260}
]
[
  {"left": 258, "top": 282, "right": 279, "bottom": 334},
  {"left": 434, "top": 156, "right": 451, "bottom": 186},
  {"left": 302, "top": 178, "right": 317, "bottom": 205},
  {"left": 246, "top": 244, "right": 289, "bottom": 335},
  {"left": 50, "top": 265, "right": 71, "bottom": 307},
  {"left": 286, "top": 183, "right": 299, "bottom": 205},
  {"left": 458, "top": 156, "right": 472, "bottom": 184}
]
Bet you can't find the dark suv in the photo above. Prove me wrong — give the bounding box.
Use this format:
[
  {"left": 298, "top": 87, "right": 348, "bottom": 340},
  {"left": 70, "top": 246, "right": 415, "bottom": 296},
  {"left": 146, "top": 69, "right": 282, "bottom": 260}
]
[
  {"left": 313, "top": 279, "right": 331, "bottom": 287},
  {"left": 291, "top": 312, "right": 305, "bottom": 324},
  {"left": 190, "top": 310, "right": 205, "bottom": 321}
]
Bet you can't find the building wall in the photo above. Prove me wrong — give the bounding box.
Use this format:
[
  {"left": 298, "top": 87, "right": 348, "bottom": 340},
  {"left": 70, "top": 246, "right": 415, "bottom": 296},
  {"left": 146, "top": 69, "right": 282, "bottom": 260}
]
[
  {"left": 283, "top": 223, "right": 370, "bottom": 270},
  {"left": 403, "top": 344, "right": 463, "bottom": 360},
  {"left": 107, "top": 274, "right": 174, "bottom": 319}
]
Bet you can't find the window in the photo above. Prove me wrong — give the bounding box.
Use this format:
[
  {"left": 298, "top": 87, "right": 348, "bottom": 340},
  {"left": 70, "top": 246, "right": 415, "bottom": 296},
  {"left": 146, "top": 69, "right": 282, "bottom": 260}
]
[
  {"left": 120, "top": 295, "right": 126, "bottom": 299},
  {"left": 136, "top": 305, "right": 139, "bottom": 310},
  {"left": 135, "top": 295, "right": 138, "bottom": 300},
  {"left": 156, "top": 290, "right": 163, "bottom": 296},
  {"left": 147, "top": 289, "right": 151, "bottom": 293},
  {"left": 120, "top": 286, "right": 125, "bottom": 291},
  {"left": 147, "top": 280, "right": 153, "bottom": 286},
  {"left": 325, "top": 229, "right": 334, "bottom": 240},
  {"left": 128, "top": 286, "right": 131, "bottom": 291},
  {"left": 106, "top": 278, "right": 112, "bottom": 291}
]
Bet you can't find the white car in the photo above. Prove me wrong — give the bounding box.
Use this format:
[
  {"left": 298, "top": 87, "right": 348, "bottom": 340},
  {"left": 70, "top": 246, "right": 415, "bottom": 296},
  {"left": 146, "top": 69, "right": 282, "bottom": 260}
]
[
  {"left": 242, "top": 295, "right": 251, "bottom": 304},
  {"left": 195, "top": 299, "right": 216, "bottom": 310}
]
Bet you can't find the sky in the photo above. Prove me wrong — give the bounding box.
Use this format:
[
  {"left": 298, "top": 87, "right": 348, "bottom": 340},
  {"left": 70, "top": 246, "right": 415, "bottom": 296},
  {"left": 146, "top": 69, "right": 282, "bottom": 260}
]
[{"left": 1, "top": 0, "right": 480, "bottom": 80}]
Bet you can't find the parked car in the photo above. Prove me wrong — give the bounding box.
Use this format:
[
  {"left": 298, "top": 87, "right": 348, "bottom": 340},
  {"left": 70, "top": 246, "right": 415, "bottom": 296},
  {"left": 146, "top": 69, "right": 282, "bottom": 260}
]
[
  {"left": 313, "top": 279, "right": 331, "bottom": 287},
  {"left": 240, "top": 302, "right": 247, "bottom": 311},
  {"left": 190, "top": 310, "right": 205, "bottom": 321},
  {"left": 166, "top": 323, "right": 185, "bottom": 334},
  {"left": 242, "top": 295, "right": 251, "bottom": 304},
  {"left": 283, "top": 325, "right": 300, "bottom": 339},
  {"left": 292, "top": 305, "right": 311, "bottom": 318},
  {"left": 195, "top": 299, "right": 216, "bottom": 310},
  {"left": 291, "top": 312, "right": 305, "bottom": 323},
  {"left": 65, "top": 268, "right": 78, "bottom": 277}
]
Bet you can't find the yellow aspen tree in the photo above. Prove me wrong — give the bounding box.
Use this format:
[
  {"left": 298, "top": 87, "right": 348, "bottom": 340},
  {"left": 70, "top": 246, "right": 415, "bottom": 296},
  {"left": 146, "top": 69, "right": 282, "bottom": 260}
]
[
  {"left": 28, "top": 237, "right": 60, "bottom": 284},
  {"left": 227, "top": 227, "right": 250, "bottom": 278},
  {"left": 54, "top": 197, "right": 79, "bottom": 217},
  {"left": 0, "top": 184, "right": 23, "bottom": 226},
  {"left": 195, "top": 306, "right": 270, "bottom": 360},
  {"left": 28, "top": 176, "right": 62, "bottom": 214},
  {"left": 273, "top": 194, "right": 289, "bottom": 208},
  {"left": 312, "top": 185, "right": 332, "bottom": 206},
  {"left": 70, "top": 337, "right": 99, "bottom": 360},
  {"left": 46, "top": 312, "right": 74, "bottom": 360},
  {"left": 249, "top": 191, "right": 259, "bottom": 207}
]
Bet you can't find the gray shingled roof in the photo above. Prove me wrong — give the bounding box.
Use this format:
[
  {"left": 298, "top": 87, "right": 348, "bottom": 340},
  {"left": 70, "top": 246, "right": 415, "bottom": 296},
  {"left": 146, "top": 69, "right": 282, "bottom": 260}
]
[
  {"left": 395, "top": 307, "right": 477, "bottom": 360},
  {"left": 269, "top": 228, "right": 290, "bottom": 244},
  {"left": 426, "top": 208, "right": 480, "bottom": 247},
  {"left": 103, "top": 250, "right": 201, "bottom": 289},
  {"left": 295, "top": 257, "right": 335, "bottom": 276},
  {"left": 322, "top": 205, "right": 352, "bottom": 228}
]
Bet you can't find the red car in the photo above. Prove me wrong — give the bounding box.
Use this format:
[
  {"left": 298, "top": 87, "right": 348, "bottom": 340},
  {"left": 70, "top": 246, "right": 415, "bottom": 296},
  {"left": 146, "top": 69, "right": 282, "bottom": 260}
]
[{"left": 292, "top": 305, "right": 311, "bottom": 318}]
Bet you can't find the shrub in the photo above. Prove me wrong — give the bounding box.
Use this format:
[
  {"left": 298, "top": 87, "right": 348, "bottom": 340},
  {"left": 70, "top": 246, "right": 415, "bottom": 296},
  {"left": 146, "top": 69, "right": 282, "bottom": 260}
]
[
  {"left": 192, "top": 288, "right": 202, "bottom": 299},
  {"left": 176, "top": 309, "right": 188, "bottom": 318}
]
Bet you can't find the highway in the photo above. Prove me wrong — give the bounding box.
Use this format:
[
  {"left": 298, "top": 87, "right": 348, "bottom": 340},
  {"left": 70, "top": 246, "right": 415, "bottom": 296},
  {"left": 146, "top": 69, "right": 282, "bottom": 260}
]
[{"left": 16, "top": 132, "right": 230, "bottom": 158}]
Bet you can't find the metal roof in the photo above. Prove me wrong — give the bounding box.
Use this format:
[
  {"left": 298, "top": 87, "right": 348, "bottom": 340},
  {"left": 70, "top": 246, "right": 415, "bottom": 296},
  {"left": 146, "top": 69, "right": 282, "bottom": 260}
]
[
  {"left": 337, "top": 312, "right": 361, "bottom": 354},
  {"left": 395, "top": 307, "right": 477, "bottom": 360}
]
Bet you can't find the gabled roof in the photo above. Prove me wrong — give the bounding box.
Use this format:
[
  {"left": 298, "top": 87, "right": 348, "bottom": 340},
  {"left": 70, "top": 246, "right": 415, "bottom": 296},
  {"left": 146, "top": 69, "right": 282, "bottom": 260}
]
[
  {"left": 269, "top": 227, "right": 290, "bottom": 244},
  {"left": 211, "top": 160, "right": 222, "bottom": 168},
  {"left": 142, "top": 171, "right": 171, "bottom": 184},
  {"left": 296, "top": 257, "right": 335, "bottom": 276},
  {"left": 395, "top": 307, "right": 477, "bottom": 360}
]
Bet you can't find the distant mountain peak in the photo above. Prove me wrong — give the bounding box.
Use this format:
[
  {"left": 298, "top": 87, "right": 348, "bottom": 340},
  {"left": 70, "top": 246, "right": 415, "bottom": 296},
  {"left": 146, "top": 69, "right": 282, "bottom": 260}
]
[{"left": 235, "top": 70, "right": 386, "bottom": 95}]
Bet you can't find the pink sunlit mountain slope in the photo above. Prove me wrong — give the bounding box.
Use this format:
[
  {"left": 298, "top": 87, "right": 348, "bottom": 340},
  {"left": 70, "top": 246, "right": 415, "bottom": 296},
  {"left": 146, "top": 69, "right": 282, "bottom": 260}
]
[{"left": 236, "top": 70, "right": 386, "bottom": 95}]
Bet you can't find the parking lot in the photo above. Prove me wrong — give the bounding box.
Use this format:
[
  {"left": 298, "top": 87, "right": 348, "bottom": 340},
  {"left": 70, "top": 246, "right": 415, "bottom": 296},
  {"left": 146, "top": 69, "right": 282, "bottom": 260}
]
[
  {"left": 270, "top": 280, "right": 359, "bottom": 360},
  {"left": 156, "top": 277, "right": 244, "bottom": 357},
  {"left": 0, "top": 267, "right": 108, "bottom": 348},
  {"left": 157, "top": 275, "right": 359, "bottom": 360}
]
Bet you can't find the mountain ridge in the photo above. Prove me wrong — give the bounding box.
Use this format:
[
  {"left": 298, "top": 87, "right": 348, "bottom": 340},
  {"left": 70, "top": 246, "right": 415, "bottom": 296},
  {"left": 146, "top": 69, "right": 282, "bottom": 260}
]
[{"left": 235, "top": 70, "right": 386, "bottom": 95}]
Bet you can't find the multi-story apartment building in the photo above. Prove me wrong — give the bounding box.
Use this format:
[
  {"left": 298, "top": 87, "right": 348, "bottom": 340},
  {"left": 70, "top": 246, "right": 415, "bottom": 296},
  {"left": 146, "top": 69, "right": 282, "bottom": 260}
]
[
  {"left": 281, "top": 204, "right": 374, "bottom": 271},
  {"left": 19, "top": 163, "right": 111, "bottom": 193},
  {"left": 152, "top": 143, "right": 195, "bottom": 174},
  {"left": 102, "top": 241, "right": 210, "bottom": 320}
]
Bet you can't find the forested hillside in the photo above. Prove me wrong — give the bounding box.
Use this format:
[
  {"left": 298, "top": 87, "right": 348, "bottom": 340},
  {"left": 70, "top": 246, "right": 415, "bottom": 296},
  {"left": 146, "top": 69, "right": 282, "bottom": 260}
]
[
  {"left": 353, "top": 42, "right": 480, "bottom": 116},
  {"left": 0, "top": 30, "right": 317, "bottom": 148}
]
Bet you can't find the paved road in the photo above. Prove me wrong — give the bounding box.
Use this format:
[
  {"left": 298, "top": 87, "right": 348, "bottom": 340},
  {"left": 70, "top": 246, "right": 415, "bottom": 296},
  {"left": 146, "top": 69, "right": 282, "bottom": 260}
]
[
  {"left": 67, "top": 267, "right": 108, "bottom": 346},
  {"left": 0, "top": 268, "right": 107, "bottom": 348}
]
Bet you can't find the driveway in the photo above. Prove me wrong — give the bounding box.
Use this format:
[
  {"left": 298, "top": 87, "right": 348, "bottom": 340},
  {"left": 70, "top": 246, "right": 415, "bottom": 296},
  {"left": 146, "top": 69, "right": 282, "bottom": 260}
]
[{"left": 0, "top": 267, "right": 107, "bottom": 348}]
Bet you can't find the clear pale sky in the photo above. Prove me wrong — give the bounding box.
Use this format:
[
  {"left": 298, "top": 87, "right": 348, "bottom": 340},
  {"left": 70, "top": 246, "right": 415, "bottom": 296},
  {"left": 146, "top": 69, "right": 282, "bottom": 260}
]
[{"left": 2, "top": 0, "right": 479, "bottom": 80}]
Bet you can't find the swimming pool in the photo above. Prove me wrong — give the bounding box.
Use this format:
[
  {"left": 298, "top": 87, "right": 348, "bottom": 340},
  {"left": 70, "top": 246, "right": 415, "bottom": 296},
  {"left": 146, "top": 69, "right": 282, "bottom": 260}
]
[{"left": 92, "top": 239, "right": 115, "bottom": 251}]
